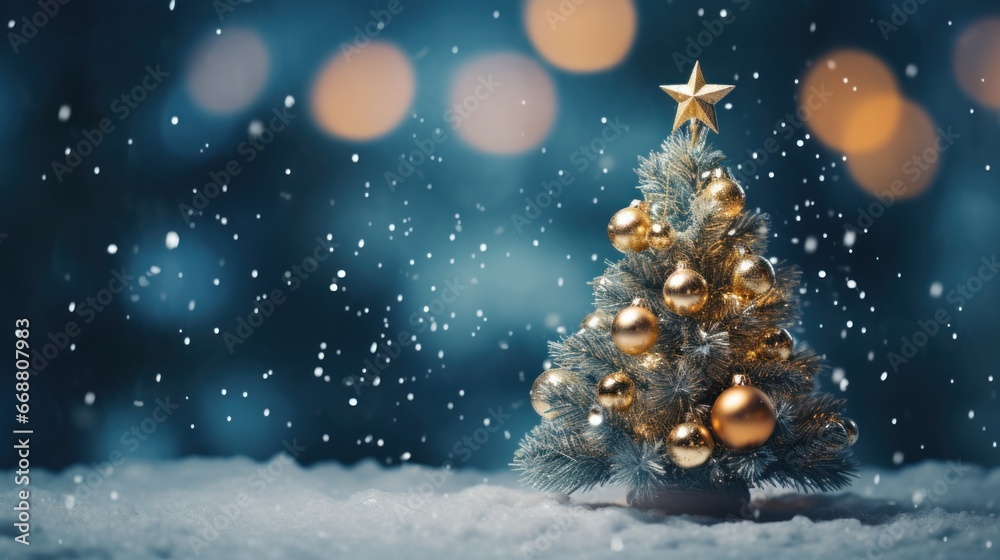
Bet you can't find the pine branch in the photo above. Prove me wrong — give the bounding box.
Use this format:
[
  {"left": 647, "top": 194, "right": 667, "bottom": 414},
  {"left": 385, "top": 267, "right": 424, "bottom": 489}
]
[{"left": 512, "top": 423, "right": 613, "bottom": 494}]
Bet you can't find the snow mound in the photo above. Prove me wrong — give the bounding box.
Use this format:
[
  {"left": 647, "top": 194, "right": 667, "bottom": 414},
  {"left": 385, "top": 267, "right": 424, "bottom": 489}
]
[{"left": 2, "top": 456, "right": 998, "bottom": 559}]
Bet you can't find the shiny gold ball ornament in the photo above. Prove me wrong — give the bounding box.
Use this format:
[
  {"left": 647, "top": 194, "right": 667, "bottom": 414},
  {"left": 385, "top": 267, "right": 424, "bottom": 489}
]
[
  {"left": 646, "top": 222, "right": 675, "bottom": 251},
  {"left": 702, "top": 176, "right": 745, "bottom": 219},
  {"left": 662, "top": 268, "right": 709, "bottom": 316},
  {"left": 732, "top": 255, "right": 776, "bottom": 297},
  {"left": 529, "top": 368, "right": 571, "bottom": 419},
  {"left": 611, "top": 305, "right": 659, "bottom": 354},
  {"left": 666, "top": 422, "right": 715, "bottom": 468},
  {"left": 758, "top": 328, "right": 794, "bottom": 360},
  {"left": 843, "top": 417, "right": 859, "bottom": 446},
  {"left": 607, "top": 207, "right": 652, "bottom": 253},
  {"left": 710, "top": 385, "right": 776, "bottom": 449},
  {"left": 580, "top": 310, "right": 612, "bottom": 331},
  {"left": 596, "top": 371, "right": 636, "bottom": 411}
]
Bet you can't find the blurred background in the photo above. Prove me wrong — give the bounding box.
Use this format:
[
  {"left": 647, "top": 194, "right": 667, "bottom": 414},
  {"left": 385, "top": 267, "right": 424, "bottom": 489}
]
[{"left": 1, "top": 0, "right": 998, "bottom": 476}]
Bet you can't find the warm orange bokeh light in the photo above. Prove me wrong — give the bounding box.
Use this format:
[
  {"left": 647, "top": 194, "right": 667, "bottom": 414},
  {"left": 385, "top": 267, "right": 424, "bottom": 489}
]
[
  {"left": 954, "top": 17, "right": 1000, "bottom": 108},
  {"left": 524, "top": 0, "right": 636, "bottom": 73},
  {"left": 800, "top": 49, "right": 901, "bottom": 154},
  {"left": 187, "top": 28, "right": 270, "bottom": 114},
  {"left": 841, "top": 93, "right": 906, "bottom": 154},
  {"left": 310, "top": 42, "right": 414, "bottom": 141},
  {"left": 448, "top": 52, "right": 556, "bottom": 155},
  {"left": 846, "top": 100, "right": 940, "bottom": 200}
]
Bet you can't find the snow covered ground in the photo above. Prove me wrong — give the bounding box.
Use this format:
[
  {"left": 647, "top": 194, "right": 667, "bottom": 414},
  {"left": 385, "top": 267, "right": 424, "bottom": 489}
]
[{"left": 2, "top": 454, "right": 998, "bottom": 559}]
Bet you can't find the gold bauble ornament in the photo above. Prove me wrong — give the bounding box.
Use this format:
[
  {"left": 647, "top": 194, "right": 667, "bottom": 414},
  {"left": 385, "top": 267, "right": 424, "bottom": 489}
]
[
  {"left": 702, "top": 177, "right": 745, "bottom": 219},
  {"left": 662, "top": 268, "right": 709, "bottom": 316},
  {"left": 732, "top": 255, "right": 776, "bottom": 297},
  {"left": 607, "top": 207, "right": 652, "bottom": 253},
  {"left": 646, "top": 222, "right": 675, "bottom": 251},
  {"left": 666, "top": 422, "right": 715, "bottom": 468},
  {"left": 612, "top": 306, "right": 659, "bottom": 355},
  {"left": 529, "top": 368, "right": 571, "bottom": 419},
  {"left": 596, "top": 371, "right": 636, "bottom": 411},
  {"left": 580, "top": 310, "right": 612, "bottom": 331},
  {"left": 843, "top": 417, "right": 859, "bottom": 446},
  {"left": 710, "top": 385, "right": 776, "bottom": 449},
  {"left": 758, "top": 328, "right": 793, "bottom": 360}
]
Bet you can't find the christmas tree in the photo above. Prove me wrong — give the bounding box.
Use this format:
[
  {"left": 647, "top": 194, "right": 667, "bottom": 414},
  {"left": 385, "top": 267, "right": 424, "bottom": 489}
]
[{"left": 513, "top": 62, "right": 859, "bottom": 512}]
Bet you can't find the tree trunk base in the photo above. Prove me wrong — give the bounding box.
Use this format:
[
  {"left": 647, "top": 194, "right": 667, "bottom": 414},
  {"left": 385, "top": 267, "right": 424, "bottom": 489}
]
[{"left": 626, "top": 484, "right": 752, "bottom": 517}]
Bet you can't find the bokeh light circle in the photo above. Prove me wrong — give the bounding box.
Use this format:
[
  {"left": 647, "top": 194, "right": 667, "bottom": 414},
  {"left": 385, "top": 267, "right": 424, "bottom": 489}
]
[
  {"left": 800, "top": 49, "right": 902, "bottom": 154},
  {"left": 841, "top": 93, "right": 905, "bottom": 155},
  {"left": 310, "top": 42, "right": 415, "bottom": 141},
  {"left": 846, "top": 100, "right": 939, "bottom": 200},
  {"left": 953, "top": 18, "right": 1000, "bottom": 108},
  {"left": 186, "top": 28, "right": 270, "bottom": 114},
  {"left": 448, "top": 52, "right": 556, "bottom": 155},
  {"left": 524, "top": 0, "right": 636, "bottom": 73}
]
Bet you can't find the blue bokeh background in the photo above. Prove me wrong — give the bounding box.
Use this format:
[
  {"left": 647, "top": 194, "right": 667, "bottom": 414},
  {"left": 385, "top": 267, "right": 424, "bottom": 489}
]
[{"left": 1, "top": 0, "right": 998, "bottom": 474}]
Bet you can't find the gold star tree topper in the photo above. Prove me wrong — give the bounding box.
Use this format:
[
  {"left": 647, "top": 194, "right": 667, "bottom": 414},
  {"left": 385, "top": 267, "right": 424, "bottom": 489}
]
[{"left": 660, "top": 61, "right": 734, "bottom": 135}]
